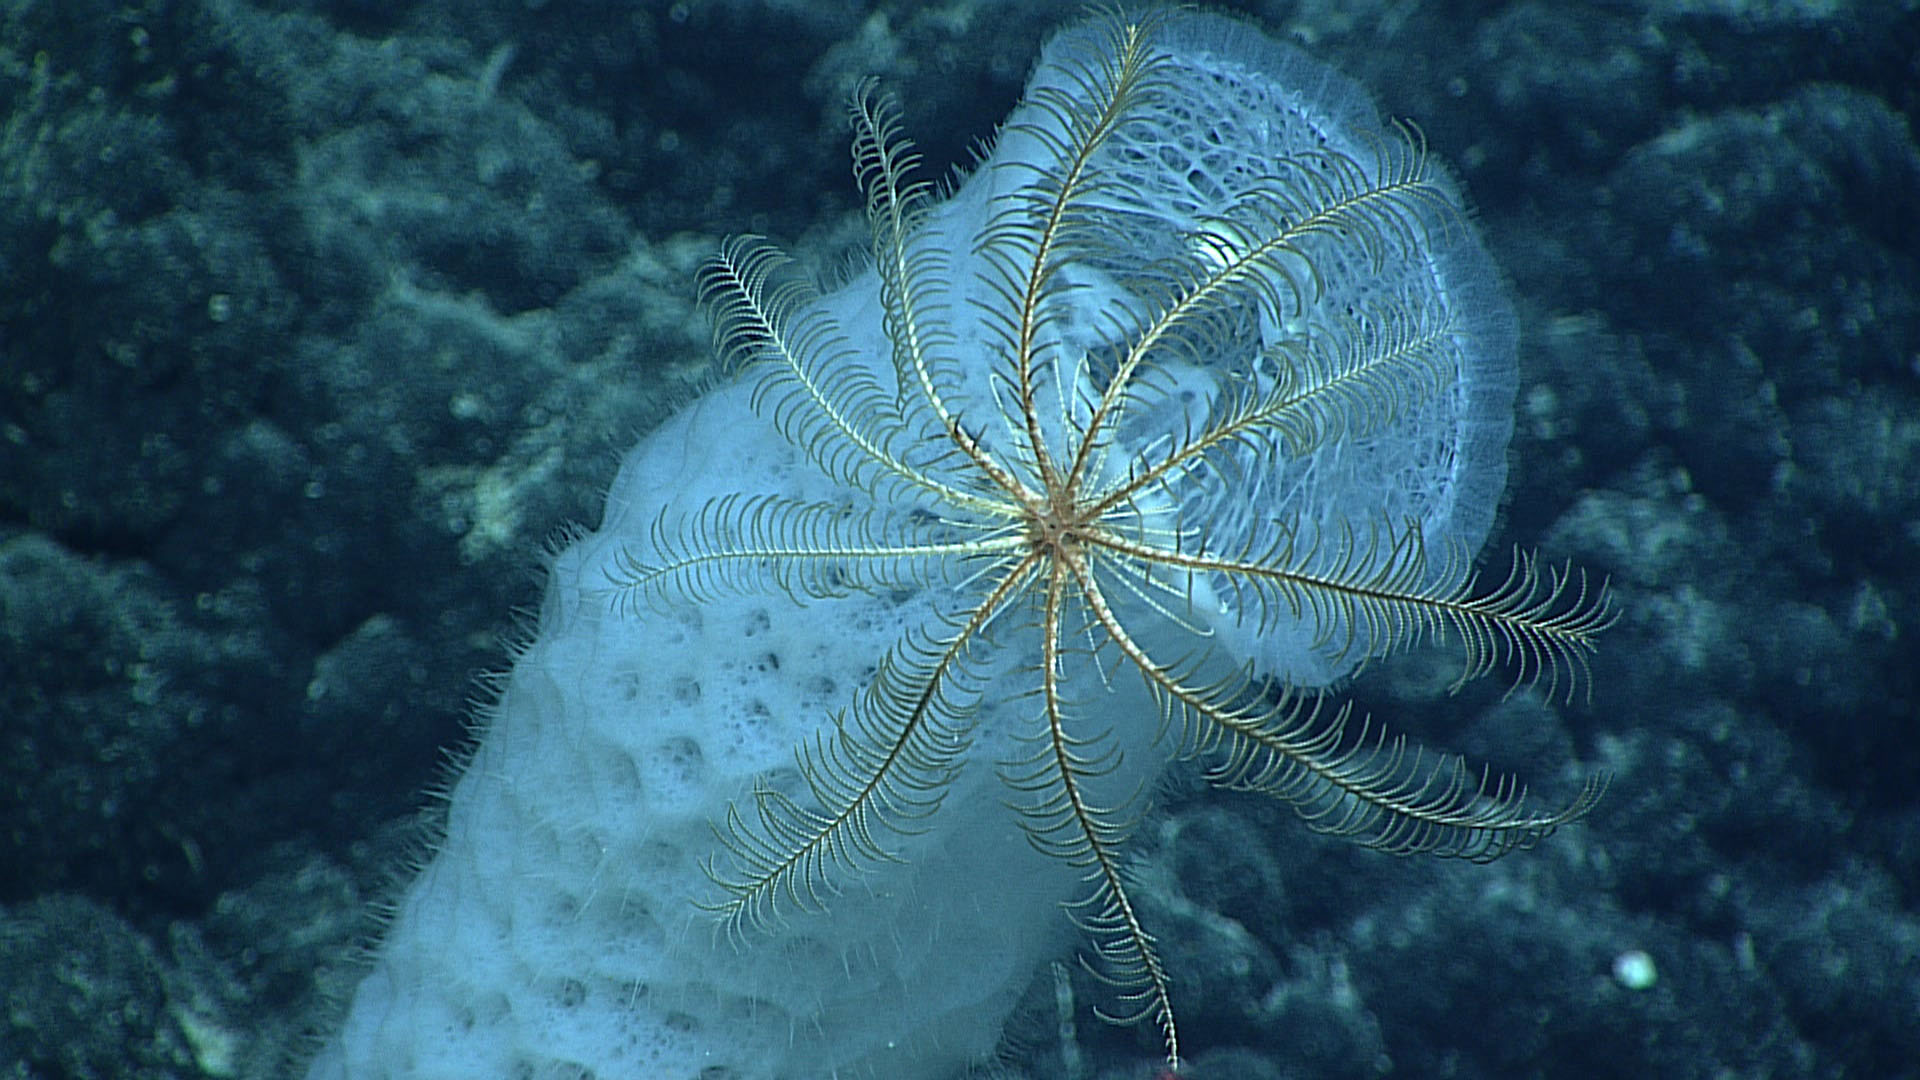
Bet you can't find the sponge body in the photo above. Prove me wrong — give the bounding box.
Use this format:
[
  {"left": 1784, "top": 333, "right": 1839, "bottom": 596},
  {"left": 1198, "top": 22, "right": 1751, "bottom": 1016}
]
[{"left": 306, "top": 11, "right": 1516, "bottom": 1079}]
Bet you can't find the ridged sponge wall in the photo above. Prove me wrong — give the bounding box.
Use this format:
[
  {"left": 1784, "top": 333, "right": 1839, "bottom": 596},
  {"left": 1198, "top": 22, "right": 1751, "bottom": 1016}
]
[{"left": 304, "top": 10, "right": 1516, "bottom": 1079}]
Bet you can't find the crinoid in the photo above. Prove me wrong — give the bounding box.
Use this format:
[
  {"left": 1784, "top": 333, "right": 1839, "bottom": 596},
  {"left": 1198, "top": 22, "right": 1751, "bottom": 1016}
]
[{"left": 611, "top": 9, "right": 1613, "bottom": 1068}]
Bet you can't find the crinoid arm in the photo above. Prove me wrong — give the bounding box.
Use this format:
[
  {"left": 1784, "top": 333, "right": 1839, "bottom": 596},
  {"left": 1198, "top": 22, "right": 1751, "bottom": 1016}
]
[
  {"left": 700, "top": 554, "right": 1041, "bottom": 940},
  {"left": 601, "top": 491, "right": 1022, "bottom": 618},
  {"left": 1199, "top": 689, "right": 1610, "bottom": 862}
]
